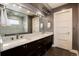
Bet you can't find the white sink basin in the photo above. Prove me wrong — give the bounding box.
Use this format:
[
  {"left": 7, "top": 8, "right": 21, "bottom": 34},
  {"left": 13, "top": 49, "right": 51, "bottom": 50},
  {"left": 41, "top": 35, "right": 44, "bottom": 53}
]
[{"left": 2, "top": 39, "right": 28, "bottom": 51}]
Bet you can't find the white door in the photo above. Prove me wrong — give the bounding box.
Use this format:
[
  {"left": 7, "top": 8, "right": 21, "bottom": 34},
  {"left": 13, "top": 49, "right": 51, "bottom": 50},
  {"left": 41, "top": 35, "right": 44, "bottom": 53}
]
[
  {"left": 54, "top": 8, "right": 72, "bottom": 50},
  {"left": 32, "top": 17, "right": 40, "bottom": 33}
]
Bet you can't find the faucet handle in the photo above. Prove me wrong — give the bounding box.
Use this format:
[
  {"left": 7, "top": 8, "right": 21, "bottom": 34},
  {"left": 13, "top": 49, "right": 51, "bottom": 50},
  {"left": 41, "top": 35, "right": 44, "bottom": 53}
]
[
  {"left": 16, "top": 34, "right": 19, "bottom": 39},
  {"left": 20, "top": 35, "right": 23, "bottom": 38}
]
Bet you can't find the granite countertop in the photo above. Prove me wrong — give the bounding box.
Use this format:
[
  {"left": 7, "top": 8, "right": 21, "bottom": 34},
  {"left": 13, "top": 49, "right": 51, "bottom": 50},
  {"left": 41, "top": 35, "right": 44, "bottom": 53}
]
[{"left": 1, "top": 32, "right": 53, "bottom": 52}]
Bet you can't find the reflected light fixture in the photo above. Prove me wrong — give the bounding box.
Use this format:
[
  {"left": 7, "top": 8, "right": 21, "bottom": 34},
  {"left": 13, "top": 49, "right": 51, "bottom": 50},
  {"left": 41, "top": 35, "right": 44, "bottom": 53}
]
[
  {"left": 18, "top": 6, "right": 22, "bottom": 9},
  {"left": 37, "top": 11, "right": 42, "bottom": 15},
  {"left": 4, "top": 3, "right": 9, "bottom": 5},
  {"left": 13, "top": 4, "right": 16, "bottom": 7},
  {"left": 27, "top": 10, "right": 30, "bottom": 13}
]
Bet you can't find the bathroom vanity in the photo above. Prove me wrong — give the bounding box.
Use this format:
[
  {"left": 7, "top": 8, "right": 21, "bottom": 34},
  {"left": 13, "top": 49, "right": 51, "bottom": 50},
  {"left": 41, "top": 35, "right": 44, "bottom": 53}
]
[{"left": 1, "top": 32, "right": 53, "bottom": 56}]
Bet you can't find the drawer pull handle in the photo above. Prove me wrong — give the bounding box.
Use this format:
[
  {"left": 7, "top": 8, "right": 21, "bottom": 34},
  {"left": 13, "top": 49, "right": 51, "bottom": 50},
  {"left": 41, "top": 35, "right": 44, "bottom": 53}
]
[
  {"left": 38, "top": 47, "right": 41, "bottom": 48},
  {"left": 23, "top": 45, "right": 27, "bottom": 48}
]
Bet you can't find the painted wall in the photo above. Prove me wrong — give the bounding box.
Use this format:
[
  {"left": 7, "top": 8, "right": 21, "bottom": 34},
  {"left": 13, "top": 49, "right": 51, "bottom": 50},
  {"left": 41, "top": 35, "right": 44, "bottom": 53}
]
[
  {"left": 28, "top": 16, "right": 32, "bottom": 33},
  {"left": 77, "top": 4, "right": 79, "bottom": 51}
]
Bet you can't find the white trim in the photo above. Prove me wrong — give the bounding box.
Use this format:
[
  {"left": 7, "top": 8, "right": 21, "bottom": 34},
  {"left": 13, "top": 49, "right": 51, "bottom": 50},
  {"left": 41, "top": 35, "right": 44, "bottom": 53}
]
[
  {"left": 69, "top": 49, "right": 78, "bottom": 56},
  {"left": 52, "top": 44, "right": 56, "bottom": 47}
]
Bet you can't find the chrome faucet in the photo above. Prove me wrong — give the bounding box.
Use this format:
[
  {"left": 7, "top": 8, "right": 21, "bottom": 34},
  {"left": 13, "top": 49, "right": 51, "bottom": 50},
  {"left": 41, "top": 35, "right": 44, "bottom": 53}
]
[{"left": 16, "top": 34, "right": 19, "bottom": 39}]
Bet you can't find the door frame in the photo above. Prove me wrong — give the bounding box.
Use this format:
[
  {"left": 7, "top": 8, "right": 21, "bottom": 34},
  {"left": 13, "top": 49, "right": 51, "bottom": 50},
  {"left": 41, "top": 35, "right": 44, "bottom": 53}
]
[
  {"left": 54, "top": 8, "right": 72, "bottom": 50},
  {"left": 53, "top": 8, "right": 78, "bottom": 55}
]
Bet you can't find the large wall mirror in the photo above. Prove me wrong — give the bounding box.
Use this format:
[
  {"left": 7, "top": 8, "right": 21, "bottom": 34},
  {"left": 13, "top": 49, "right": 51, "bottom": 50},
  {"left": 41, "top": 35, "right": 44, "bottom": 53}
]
[{"left": 0, "top": 8, "right": 29, "bottom": 36}]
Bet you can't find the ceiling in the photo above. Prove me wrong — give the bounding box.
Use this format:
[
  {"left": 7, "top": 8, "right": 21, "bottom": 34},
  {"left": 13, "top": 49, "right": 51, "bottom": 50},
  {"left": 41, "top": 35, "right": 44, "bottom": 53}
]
[
  {"left": 43, "top": 3, "right": 66, "bottom": 9},
  {"left": 1, "top": 3, "right": 67, "bottom": 16},
  {"left": 30, "top": 3, "right": 66, "bottom": 10},
  {"left": 29, "top": 3, "right": 66, "bottom": 15}
]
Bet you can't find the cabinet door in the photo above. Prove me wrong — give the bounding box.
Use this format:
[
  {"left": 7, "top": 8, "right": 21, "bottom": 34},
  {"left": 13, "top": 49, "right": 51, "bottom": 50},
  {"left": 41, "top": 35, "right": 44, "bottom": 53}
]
[
  {"left": 1, "top": 49, "right": 15, "bottom": 56},
  {"left": 1, "top": 44, "right": 27, "bottom": 56}
]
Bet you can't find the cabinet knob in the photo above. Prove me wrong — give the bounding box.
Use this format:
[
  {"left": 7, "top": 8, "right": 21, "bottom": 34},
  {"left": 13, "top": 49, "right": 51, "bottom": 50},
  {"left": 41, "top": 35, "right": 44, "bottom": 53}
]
[
  {"left": 23, "top": 45, "right": 27, "bottom": 48},
  {"left": 38, "top": 41, "right": 41, "bottom": 43},
  {"left": 23, "top": 46, "right": 25, "bottom": 48},
  {"left": 38, "top": 46, "right": 41, "bottom": 48}
]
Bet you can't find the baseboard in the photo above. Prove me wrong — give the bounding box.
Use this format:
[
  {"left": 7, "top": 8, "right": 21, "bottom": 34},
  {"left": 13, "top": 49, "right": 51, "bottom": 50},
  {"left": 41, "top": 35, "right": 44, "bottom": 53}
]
[
  {"left": 52, "top": 44, "right": 56, "bottom": 47},
  {"left": 69, "top": 49, "right": 78, "bottom": 56}
]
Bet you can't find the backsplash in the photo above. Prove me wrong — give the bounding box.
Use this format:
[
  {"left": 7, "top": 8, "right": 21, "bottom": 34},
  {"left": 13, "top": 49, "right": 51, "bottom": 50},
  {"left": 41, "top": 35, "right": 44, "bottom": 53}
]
[
  {"left": 2, "top": 35, "right": 16, "bottom": 43},
  {"left": 2, "top": 34, "right": 26, "bottom": 43},
  {"left": 0, "top": 25, "right": 24, "bottom": 35}
]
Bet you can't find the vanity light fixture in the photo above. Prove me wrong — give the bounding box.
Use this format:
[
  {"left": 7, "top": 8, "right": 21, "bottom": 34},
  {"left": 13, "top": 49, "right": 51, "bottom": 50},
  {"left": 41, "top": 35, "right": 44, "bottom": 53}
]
[
  {"left": 14, "top": 12, "right": 19, "bottom": 16},
  {"left": 27, "top": 10, "right": 30, "bottom": 13},
  {"left": 18, "top": 6, "right": 22, "bottom": 9},
  {"left": 40, "top": 23, "right": 43, "bottom": 29},
  {"left": 13, "top": 4, "right": 17, "bottom": 7},
  {"left": 36, "top": 11, "right": 44, "bottom": 17},
  {"left": 4, "top": 3, "right": 9, "bottom": 5},
  {"left": 47, "top": 22, "right": 51, "bottom": 29},
  {"left": 13, "top": 4, "right": 22, "bottom": 9},
  {"left": 37, "top": 11, "right": 42, "bottom": 15}
]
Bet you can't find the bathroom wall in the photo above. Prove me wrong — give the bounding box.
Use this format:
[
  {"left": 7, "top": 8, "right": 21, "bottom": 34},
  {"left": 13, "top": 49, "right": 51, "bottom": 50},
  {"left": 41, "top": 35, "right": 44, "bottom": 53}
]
[
  {"left": 28, "top": 16, "right": 32, "bottom": 33},
  {"left": 77, "top": 4, "right": 79, "bottom": 51}
]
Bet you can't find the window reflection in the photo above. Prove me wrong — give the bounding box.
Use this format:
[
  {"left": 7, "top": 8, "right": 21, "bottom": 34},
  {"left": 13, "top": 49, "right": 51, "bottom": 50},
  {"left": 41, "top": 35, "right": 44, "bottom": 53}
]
[
  {"left": 0, "top": 8, "right": 28, "bottom": 35},
  {"left": 7, "top": 19, "right": 20, "bottom": 25}
]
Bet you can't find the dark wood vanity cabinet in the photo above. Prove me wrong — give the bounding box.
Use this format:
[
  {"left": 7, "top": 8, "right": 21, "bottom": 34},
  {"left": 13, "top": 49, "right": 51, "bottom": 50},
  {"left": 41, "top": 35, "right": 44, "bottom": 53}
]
[{"left": 1, "top": 35, "right": 53, "bottom": 56}]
